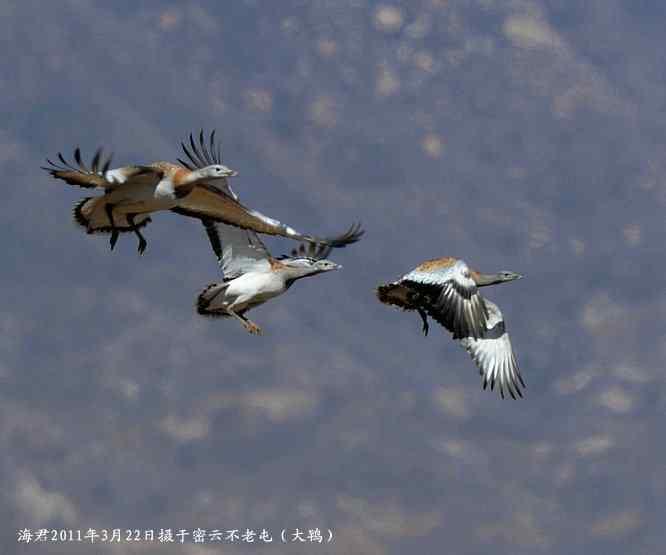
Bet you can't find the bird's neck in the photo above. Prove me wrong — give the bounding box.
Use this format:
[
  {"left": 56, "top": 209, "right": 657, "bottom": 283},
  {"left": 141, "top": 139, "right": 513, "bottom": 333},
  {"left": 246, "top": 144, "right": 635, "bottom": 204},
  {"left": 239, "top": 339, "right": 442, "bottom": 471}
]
[
  {"left": 281, "top": 266, "right": 319, "bottom": 282},
  {"left": 180, "top": 169, "right": 206, "bottom": 185}
]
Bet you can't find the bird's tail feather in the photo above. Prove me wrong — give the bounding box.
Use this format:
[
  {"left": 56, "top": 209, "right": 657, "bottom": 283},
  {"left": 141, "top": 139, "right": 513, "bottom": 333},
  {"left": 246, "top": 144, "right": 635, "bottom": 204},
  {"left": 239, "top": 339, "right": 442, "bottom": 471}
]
[
  {"left": 196, "top": 282, "right": 231, "bottom": 317},
  {"left": 72, "top": 197, "right": 151, "bottom": 234},
  {"left": 376, "top": 281, "right": 418, "bottom": 311}
]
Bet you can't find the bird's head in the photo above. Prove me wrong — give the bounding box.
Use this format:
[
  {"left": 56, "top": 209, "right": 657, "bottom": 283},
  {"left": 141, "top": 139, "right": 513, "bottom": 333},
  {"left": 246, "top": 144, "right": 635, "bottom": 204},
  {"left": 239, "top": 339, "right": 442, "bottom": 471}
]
[
  {"left": 497, "top": 271, "right": 522, "bottom": 282},
  {"left": 199, "top": 164, "right": 238, "bottom": 179},
  {"left": 473, "top": 269, "right": 523, "bottom": 287},
  {"left": 281, "top": 257, "right": 341, "bottom": 279},
  {"left": 313, "top": 259, "right": 341, "bottom": 272}
]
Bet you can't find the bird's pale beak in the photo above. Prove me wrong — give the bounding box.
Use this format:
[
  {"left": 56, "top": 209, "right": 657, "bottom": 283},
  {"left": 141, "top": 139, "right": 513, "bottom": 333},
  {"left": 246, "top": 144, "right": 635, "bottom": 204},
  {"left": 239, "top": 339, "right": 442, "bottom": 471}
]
[
  {"left": 325, "top": 262, "right": 342, "bottom": 271},
  {"left": 226, "top": 169, "right": 238, "bottom": 177}
]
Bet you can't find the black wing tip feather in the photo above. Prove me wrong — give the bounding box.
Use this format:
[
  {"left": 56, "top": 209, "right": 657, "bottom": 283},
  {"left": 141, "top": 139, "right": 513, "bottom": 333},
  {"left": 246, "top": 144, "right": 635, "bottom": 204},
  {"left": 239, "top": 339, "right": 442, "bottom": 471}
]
[
  {"left": 316, "top": 222, "right": 365, "bottom": 256},
  {"left": 518, "top": 373, "right": 526, "bottom": 389},
  {"left": 180, "top": 129, "right": 221, "bottom": 169},
  {"left": 177, "top": 156, "right": 194, "bottom": 171},
  {"left": 284, "top": 222, "right": 364, "bottom": 259},
  {"left": 74, "top": 147, "right": 85, "bottom": 170},
  {"left": 43, "top": 147, "right": 112, "bottom": 182},
  {"left": 327, "top": 222, "right": 365, "bottom": 247},
  {"left": 480, "top": 367, "right": 525, "bottom": 400}
]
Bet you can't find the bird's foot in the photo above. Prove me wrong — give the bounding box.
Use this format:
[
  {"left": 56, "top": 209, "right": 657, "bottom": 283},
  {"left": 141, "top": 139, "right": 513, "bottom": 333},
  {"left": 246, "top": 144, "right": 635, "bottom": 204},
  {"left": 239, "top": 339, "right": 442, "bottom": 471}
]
[
  {"left": 127, "top": 214, "right": 147, "bottom": 256},
  {"left": 137, "top": 237, "right": 147, "bottom": 256},
  {"left": 243, "top": 321, "right": 262, "bottom": 335},
  {"left": 105, "top": 203, "right": 119, "bottom": 251},
  {"left": 109, "top": 231, "right": 119, "bottom": 251},
  {"left": 418, "top": 309, "right": 429, "bottom": 336}
]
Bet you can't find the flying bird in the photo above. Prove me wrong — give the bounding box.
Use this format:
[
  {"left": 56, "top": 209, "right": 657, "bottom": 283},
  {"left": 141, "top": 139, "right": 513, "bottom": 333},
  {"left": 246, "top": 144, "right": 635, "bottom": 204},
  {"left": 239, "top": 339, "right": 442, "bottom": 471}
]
[
  {"left": 43, "top": 130, "right": 357, "bottom": 254},
  {"left": 377, "top": 257, "right": 525, "bottom": 399},
  {"left": 197, "top": 222, "right": 364, "bottom": 335}
]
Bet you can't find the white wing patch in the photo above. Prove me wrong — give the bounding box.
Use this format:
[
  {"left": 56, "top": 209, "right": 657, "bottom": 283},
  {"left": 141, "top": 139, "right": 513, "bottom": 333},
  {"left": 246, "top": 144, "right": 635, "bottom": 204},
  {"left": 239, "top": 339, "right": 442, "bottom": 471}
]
[
  {"left": 243, "top": 207, "right": 306, "bottom": 240},
  {"left": 459, "top": 299, "right": 525, "bottom": 399},
  {"left": 217, "top": 223, "right": 270, "bottom": 280},
  {"left": 155, "top": 177, "right": 177, "bottom": 200},
  {"left": 104, "top": 168, "right": 129, "bottom": 185}
]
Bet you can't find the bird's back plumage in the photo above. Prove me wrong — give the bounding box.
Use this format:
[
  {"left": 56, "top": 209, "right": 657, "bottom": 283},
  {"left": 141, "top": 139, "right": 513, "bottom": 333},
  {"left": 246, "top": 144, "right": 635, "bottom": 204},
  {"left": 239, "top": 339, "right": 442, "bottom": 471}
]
[{"left": 401, "top": 258, "right": 489, "bottom": 340}]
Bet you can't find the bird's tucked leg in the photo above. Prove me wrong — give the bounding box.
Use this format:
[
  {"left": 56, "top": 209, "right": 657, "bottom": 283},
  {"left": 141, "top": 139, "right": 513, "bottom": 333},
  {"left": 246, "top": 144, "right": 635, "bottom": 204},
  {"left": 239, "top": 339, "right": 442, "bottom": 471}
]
[
  {"left": 417, "top": 308, "right": 429, "bottom": 336},
  {"left": 105, "top": 203, "right": 119, "bottom": 251},
  {"left": 127, "top": 213, "right": 147, "bottom": 255},
  {"left": 227, "top": 309, "right": 262, "bottom": 336}
]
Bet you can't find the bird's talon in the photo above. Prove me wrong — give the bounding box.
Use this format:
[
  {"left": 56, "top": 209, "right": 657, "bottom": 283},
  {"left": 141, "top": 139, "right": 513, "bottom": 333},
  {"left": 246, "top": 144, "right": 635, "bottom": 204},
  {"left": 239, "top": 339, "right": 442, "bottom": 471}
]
[{"left": 245, "top": 322, "right": 262, "bottom": 335}]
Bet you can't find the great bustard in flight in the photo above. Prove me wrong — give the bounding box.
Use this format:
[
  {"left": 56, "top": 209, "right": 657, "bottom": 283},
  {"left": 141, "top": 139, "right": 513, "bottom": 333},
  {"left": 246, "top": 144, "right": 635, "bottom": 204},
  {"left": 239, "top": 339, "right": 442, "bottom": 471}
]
[
  {"left": 197, "top": 222, "right": 364, "bottom": 335},
  {"left": 377, "top": 257, "right": 525, "bottom": 399},
  {"left": 43, "top": 130, "right": 354, "bottom": 254}
]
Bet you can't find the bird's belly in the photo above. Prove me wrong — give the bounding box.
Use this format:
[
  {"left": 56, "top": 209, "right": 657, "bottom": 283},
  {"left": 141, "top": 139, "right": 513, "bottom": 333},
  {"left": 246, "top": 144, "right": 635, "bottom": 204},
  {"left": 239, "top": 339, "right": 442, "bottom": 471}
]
[
  {"left": 226, "top": 273, "right": 285, "bottom": 305},
  {"left": 107, "top": 182, "right": 177, "bottom": 214}
]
